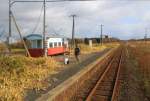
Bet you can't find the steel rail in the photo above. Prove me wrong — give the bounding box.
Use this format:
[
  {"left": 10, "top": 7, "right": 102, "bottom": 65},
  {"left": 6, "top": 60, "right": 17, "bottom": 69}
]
[
  {"left": 85, "top": 48, "right": 123, "bottom": 101},
  {"left": 111, "top": 50, "right": 123, "bottom": 101},
  {"left": 85, "top": 49, "right": 122, "bottom": 101}
]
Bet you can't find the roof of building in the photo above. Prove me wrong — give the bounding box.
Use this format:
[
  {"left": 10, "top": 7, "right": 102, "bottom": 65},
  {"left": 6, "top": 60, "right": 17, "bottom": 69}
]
[
  {"left": 25, "top": 34, "right": 42, "bottom": 40},
  {"left": 25, "top": 34, "right": 67, "bottom": 40}
]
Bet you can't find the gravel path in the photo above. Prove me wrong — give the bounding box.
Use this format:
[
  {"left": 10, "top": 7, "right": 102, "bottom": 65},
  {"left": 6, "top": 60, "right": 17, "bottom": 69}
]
[{"left": 25, "top": 48, "right": 111, "bottom": 101}]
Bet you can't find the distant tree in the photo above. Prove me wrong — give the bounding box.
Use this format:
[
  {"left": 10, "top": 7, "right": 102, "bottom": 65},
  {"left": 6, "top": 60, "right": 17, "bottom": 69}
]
[
  {"left": 10, "top": 40, "right": 24, "bottom": 49},
  {"left": 0, "top": 43, "right": 7, "bottom": 53}
]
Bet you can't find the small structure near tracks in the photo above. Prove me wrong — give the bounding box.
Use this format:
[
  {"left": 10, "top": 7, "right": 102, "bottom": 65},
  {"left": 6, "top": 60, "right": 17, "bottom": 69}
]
[{"left": 25, "top": 34, "right": 69, "bottom": 57}]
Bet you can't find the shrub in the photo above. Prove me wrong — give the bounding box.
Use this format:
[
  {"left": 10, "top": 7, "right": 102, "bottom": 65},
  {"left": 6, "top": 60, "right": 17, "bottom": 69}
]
[
  {"left": 0, "top": 43, "right": 7, "bottom": 53},
  {"left": 0, "top": 56, "right": 25, "bottom": 74}
]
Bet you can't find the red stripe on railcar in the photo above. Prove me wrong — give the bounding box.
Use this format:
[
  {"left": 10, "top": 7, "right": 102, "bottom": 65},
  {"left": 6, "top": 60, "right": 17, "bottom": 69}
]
[
  {"left": 28, "top": 47, "right": 69, "bottom": 57},
  {"left": 28, "top": 48, "right": 43, "bottom": 57},
  {"left": 47, "top": 47, "right": 65, "bottom": 55}
]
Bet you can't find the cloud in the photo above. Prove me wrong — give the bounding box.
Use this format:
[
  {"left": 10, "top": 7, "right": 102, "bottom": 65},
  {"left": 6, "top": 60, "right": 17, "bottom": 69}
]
[{"left": 0, "top": 0, "right": 150, "bottom": 40}]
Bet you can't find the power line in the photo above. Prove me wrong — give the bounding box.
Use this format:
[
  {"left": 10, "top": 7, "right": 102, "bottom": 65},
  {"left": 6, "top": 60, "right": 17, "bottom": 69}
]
[
  {"left": 0, "top": 29, "right": 5, "bottom": 38},
  {"left": 11, "top": 0, "right": 96, "bottom": 5},
  {"left": 32, "top": 3, "right": 44, "bottom": 34},
  {"left": 0, "top": 25, "right": 5, "bottom": 37},
  {"left": 8, "top": 0, "right": 12, "bottom": 52},
  {"left": 43, "top": 0, "right": 47, "bottom": 57}
]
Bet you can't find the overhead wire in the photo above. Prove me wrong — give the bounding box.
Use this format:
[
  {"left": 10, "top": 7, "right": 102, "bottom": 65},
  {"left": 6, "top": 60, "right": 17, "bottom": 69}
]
[
  {"left": 0, "top": 29, "right": 5, "bottom": 38},
  {"left": 0, "top": 30, "right": 6, "bottom": 42},
  {"left": 0, "top": 26, "right": 7, "bottom": 42},
  {"left": 32, "top": 3, "right": 44, "bottom": 34}
]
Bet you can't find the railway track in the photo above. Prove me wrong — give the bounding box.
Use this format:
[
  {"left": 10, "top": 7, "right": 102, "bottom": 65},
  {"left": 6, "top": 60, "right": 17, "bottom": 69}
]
[
  {"left": 84, "top": 48, "right": 124, "bottom": 101},
  {"left": 37, "top": 47, "right": 125, "bottom": 101}
]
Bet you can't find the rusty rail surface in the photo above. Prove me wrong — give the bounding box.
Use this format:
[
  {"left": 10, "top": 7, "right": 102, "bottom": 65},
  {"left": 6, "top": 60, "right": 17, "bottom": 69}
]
[
  {"left": 85, "top": 48, "right": 123, "bottom": 101},
  {"left": 111, "top": 50, "right": 123, "bottom": 101}
]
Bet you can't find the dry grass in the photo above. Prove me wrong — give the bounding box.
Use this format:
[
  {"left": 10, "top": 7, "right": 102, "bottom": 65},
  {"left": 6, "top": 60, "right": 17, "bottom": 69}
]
[
  {"left": 0, "top": 56, "right": 59, "bottom": 101},
  {"left": 78, "top": 43, "right": 119, "bottom": 54},
  {"left": 104, "top": 42, "right": 120, "bottom": 48},
  {"left": 128, "top": 42, "right": 150, "bottom": 98},
  {"left": 78, "top": 44, "right": 106, "bottom": 54}
]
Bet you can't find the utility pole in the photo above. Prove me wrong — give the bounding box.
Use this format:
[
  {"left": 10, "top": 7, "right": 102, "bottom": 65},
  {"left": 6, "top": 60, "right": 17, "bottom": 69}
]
[
  {"left": 100, "top": 24, "right": 104, "bottom": 45},
  {"left": 71, "top": 14, "right": 77, "bottom": 49},
  {"left": 8, "top": 0, "right": 12, "bottom": 52},
  {"left": 43, "top": 0, "right": 47, "bottom": 57},
  {"left": 145, "top": 28, "right": 147, "bottom": 43}
]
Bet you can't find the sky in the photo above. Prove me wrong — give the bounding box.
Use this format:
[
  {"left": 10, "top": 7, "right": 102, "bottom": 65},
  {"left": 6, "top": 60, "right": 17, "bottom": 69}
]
[{"left": 0, "top": 0, "right": 150, "bottom": 40}]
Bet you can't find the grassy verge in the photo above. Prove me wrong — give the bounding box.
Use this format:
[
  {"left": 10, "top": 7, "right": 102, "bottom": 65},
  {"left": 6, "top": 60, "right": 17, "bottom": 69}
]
[
  {"left": 128, "top": 42, "right": 150, "bottom": 99},
  {"left": 121, "top": 48, "right": 143, "bottom": 101},
  {"left": 11, "top": 48, "right": 25, "bottom": 52},
  {"left": 0, "top": 56, "right": 59, "bottom": 101}
]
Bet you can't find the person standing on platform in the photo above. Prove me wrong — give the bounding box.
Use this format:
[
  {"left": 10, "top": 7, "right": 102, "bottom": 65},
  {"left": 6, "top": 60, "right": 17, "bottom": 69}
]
[{"left": 74, "top": 44, "right": 80, "bottom": 62}]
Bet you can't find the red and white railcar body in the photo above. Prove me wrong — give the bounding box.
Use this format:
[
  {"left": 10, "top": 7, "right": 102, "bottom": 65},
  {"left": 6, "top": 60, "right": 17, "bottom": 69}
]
[{"left": 25, "top": 34, "right": 69, "bottom": 57}]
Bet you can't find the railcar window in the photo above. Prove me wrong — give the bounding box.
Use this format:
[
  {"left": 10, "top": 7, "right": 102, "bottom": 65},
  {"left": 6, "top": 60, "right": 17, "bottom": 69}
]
[
  {"left": 37, "top": 40, "right": 42, "bottom": 48},
  {"left": 62, "top": 42, "right": 64, "bottom": 46},
  {"left": 49, "top": 43, "right": 53, "bottom": 48},
  {"left": 58, "top": 42, "right": 61, "bottom": 47},
  {"left": 54, "top": 42, "right": 57, "bottom": 47},
  {"left": 31, "top": 40, "right": 37, "bottom": 48}
]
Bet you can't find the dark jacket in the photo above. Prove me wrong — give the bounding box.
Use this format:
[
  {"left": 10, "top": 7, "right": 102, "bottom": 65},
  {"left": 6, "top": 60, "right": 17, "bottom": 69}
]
[{"left": 75, "top": 47, "right": 80, "bottom": 56}]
